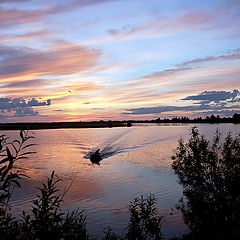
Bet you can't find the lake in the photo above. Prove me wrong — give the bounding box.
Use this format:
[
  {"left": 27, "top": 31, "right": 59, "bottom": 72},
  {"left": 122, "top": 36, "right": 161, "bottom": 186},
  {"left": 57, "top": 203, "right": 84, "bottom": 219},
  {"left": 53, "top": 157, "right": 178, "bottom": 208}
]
[{"left": 2, "top": 123, "right": 239, "bottom": 239}]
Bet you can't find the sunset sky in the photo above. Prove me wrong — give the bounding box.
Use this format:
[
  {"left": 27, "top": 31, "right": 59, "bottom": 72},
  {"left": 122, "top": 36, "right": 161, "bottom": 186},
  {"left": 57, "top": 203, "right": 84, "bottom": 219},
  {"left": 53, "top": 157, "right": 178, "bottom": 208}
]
[{"left": 0, "top": 0, "right": 240, "bottom": 122}]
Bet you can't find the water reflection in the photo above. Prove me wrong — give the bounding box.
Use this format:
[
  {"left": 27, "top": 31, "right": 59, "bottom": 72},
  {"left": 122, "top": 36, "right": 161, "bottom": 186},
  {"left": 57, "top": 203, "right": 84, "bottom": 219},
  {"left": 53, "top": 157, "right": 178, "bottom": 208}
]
[{"left": 1, "top": 123, "right": 239, "bottom": 239}]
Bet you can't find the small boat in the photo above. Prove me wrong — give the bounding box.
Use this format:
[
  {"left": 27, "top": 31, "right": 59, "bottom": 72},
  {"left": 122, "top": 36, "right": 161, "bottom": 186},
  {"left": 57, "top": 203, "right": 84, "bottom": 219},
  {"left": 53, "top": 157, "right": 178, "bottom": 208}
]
[{"left": 90, "top": 149, "right": 102, "bottom": 164}]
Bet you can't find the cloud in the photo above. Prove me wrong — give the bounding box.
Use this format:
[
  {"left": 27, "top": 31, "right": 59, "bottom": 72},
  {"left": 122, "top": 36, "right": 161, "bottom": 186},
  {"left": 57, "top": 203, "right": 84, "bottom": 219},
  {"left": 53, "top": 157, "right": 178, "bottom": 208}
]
[
  {"left": 0, "top": 6, "right": 47, "bottom": 27},
  {"left": 0, "top": 30, "right": 49, "bottom": 43},
  {"left": 0, "top": 0, "right": 117, "bottom": 28},
  {"left": 122, "top": 105, "right": 210, "bottom": 115},
  {"left": 177, "top": 49, "right": 240, "bottom": 68},
  {"left": 0, "top": 0, "right": 30, "bottom": 3},
  {"left": 122, "top": 90, "right": 240, "bottom": 116},
  {"left": 199, "top": 109, "right": 239, "bottom": 117},
  {"left": 128, "top": 48, "right": 240, "bottom": 90},
  {"left": 106, "top": 0, "right": 240, "bottom": 41},
  {"left": 0, "top": 42, "right": 101, "bottom": 82},
  {"left": 14, "top": 107, "right": 38, "bottom": 117},
  {"left": 182, "top": 89, "right": 240, "bottom": 104},
  {"left": 0, "top": 79, "right": 47, "bottom": 89},
  {"left": 0, "top": 97, "right": 51, "bottom": 118}
]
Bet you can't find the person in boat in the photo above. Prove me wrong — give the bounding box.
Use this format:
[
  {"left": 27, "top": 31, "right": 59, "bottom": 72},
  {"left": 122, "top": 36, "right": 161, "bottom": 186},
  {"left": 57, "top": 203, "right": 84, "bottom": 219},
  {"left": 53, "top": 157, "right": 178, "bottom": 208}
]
[{"left": 90, "top": 149, "right": 102, "bottom": 163}]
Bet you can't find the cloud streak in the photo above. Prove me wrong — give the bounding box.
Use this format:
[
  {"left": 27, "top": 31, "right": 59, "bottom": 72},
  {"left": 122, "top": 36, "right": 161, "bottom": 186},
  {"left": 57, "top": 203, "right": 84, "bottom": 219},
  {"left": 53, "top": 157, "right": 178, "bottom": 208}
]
[
  {"left": 0, "top": 42, "right": 101, "bottom": 82},
  {"left": 123, "top": 90, "right": 240, "bottom": 117},
  {"left": 0, "top": 0, "right": 117, "bottom": 28},
  {"left": 177, "top": 49, "right": 240, "bottom": 68},
  {"left": 107, "top": 0, "right": 240, "bottom": 41},
  {"left": 0, "top": 30, "right": 49, "bottom": 43}
]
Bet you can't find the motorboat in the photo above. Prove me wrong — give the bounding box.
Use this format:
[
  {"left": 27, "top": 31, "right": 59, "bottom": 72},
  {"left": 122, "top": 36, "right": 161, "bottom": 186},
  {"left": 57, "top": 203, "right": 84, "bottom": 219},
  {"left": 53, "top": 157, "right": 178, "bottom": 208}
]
[{"left": 90, "top": 149, "right": 102, "bottom": 164}]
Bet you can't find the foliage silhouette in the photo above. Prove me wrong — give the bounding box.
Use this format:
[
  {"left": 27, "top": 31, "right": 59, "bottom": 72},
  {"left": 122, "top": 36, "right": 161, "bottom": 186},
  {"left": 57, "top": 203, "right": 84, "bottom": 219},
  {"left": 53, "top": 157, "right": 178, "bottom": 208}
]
[
  {"left": 0, "top": 130, "right": 35, "bottom": 211},
  {"left": 0, "top": 130, "right": 36, "bottom": 239},
  {"left": 126, "top": 194, "right": 163, "bottom": 240},
  {"left": 172, "top": 127, "right": 240, "bottom": 240},
  {"left": 102, "top": 226, "right": 122, "bottom": 240}
]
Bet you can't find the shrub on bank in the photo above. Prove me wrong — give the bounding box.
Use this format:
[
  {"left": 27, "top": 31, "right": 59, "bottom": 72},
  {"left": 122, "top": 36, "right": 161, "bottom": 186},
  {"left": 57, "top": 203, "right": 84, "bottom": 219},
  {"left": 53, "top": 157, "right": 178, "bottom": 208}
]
[{"left": 172, "top": 127, "right": 240, "bottom": 240}]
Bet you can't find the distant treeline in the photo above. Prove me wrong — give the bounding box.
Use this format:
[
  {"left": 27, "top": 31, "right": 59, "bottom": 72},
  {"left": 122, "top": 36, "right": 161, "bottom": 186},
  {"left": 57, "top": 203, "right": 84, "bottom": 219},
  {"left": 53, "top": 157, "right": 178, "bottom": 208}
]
[
  {"left": 0, "top": 121, "right": 129, "bottom": 130},
  {"left": 0, "top": 113, "right": 239, "bottom": 130},
  {"left": 131, "top": 113, "right": 240, "bottom": 124}
]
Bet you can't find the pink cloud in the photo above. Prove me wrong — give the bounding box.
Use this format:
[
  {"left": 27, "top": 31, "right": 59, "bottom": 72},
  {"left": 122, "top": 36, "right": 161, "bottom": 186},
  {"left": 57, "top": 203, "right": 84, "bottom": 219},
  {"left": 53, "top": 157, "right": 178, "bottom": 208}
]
[{"left": 0, "top": 42, "right": 101, "bottom": 81}]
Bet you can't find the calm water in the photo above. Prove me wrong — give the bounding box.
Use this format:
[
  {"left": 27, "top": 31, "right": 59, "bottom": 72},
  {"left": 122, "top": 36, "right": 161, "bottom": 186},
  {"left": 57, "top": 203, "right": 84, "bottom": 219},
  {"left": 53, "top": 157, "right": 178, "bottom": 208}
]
[{"left": 2, "top": 123, "right": 239, "bottom": 239}]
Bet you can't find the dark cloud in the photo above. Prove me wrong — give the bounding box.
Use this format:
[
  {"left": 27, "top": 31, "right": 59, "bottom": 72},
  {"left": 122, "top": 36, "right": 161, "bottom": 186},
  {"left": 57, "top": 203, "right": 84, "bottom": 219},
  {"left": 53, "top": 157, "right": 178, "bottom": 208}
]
[
  {"left": 123, "top": 90, "right": 240, "bottom": 116},
  {"left": 52, "top": 109, "right": 64, "bottom": 112},
  {"left": 0, "top": 97, "right": 51, "bottom": 118},
  {"left": 122, "top": 105, "right": 211, "bottom": 115},
  {"left": 0, "top": 97, "right": 50, "bottom": 110},
  {"left": 15, "top": 107, "right": 38, "bottom": 117},
  {"left": 182, "top": 89, "right": 240, "bottom": 103},
  {"left": 200, "top": 110, "right": 239, "bottom": 117}
]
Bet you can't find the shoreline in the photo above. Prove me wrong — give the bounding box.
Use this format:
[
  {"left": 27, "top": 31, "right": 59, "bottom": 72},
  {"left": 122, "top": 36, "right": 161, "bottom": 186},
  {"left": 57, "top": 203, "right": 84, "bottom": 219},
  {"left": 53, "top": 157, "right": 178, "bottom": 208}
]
[{"left": 0, "top": 119, "right": 239, "bottom": 130}]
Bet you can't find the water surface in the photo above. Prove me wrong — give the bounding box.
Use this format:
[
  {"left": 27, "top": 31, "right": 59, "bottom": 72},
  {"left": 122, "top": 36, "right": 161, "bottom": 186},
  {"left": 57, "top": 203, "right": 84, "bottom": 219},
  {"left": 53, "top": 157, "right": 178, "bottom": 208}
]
[{"left": 2, "top": 123, "right": 239, "bottom": 238}]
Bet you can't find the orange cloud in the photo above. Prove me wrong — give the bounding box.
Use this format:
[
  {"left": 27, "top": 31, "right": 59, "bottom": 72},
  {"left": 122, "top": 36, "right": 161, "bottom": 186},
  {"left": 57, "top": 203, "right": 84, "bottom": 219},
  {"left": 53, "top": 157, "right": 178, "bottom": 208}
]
[
  {"left": 0, "top": 79, "right": 104, "bottom": 103},
  {"left": 0, "top": 30, "right": 49, "bottom": 43},
  {"left": 0, "top": 42, "right": 101, "bottom": 83}
]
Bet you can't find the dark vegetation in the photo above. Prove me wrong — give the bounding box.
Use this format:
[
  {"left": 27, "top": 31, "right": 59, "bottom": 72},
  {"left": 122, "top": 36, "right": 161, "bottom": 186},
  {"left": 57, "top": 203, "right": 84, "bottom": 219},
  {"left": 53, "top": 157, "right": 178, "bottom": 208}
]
[
  {"left": 1, "top": 127, "right": 240, "bottom": 239},
  {"left": 0, "top": 121, "right": 130, "bottom": 131},
  {"left": 172, "top": 127, "right": 240, "bottom": 240},
  {"left": 136, "top": 112, "right": 240, "bottom": 124},
  {"left": 0, "top": 113, "right": 239, "bottom": 130}
]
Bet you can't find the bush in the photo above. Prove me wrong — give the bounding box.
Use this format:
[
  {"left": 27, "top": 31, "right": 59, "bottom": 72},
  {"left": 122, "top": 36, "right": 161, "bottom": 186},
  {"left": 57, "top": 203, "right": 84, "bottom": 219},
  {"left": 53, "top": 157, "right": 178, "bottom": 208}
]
[
  {"left": 126, "top": 194, "right": 163, "bottom": 240},
  {"left": 172, "top": 127, "right": 240, "bottom": 240}
]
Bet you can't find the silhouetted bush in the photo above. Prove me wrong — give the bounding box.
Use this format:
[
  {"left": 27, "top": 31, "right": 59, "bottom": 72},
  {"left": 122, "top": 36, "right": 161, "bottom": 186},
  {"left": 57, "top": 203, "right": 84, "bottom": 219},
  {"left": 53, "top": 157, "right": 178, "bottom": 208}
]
[
  {"left": 0, "top": 130, "right": 35, "bottom": 240},
  {"left": 126, "top": 194, "right": 163, "bottom": 240},
  {"left": 172, "top": 127, "right": 240, "bottom": 240},
  {"left": 0, "top": 130, "right": 35, "bottom": 211}
]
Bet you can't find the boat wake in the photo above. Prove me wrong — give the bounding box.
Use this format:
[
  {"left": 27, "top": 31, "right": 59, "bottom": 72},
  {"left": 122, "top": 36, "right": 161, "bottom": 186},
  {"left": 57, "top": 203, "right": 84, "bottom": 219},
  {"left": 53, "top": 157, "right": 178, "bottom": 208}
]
[{"left": 83, "top": 128, "right": 176, "bottom": 162}]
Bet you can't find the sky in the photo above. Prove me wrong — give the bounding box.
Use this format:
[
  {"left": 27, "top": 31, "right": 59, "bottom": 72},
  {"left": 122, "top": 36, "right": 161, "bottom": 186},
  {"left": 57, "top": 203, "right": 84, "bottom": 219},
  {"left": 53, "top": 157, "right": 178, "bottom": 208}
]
[{"left": 0, "top": 0, "right": 240, "bottom": 122}]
